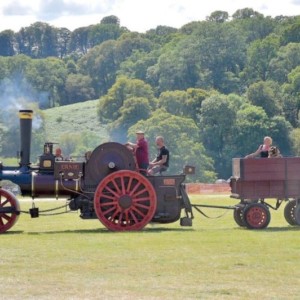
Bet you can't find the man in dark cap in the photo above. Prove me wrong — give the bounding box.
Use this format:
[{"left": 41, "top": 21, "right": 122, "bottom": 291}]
[{"left": 126, "top": 130, "right": 149, "bottom": 174}]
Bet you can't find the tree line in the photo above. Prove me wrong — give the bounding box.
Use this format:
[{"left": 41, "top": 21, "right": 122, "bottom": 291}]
[{"left": 1, "top": 8, "right": 300, "bottom": 181}]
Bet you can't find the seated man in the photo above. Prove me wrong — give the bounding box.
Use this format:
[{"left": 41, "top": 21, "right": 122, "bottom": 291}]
[
  {"left": 55, "top": 147, "right": 63, "bottom": 161},
  {"left": 148, "top": 136, "right": 169, "bottom": 175}
]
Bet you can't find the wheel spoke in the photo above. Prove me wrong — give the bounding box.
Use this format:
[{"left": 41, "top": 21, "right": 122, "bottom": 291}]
[
  {"left": 133, "top": 197, "right": 151, "bottom": 203},
  {"left": 124, "top": 211, "right": 129, "bottom": 225},
  {"left": 111, "top": 178, "right": 121, "bottom": 194},
  {"left": 134, "top": 203, "right": 150, "bottom": 210},
  {"left": 0, "top": 199, "right": 9, "bottom": 207},
  {"left": 0, "top": 216, "right": 4, "bottom": 226},
  {"left": 126, "top": 176, "right": 133, "bottom": 193},
  {"left": 103, "top": 206, "right": 117, "bottom": 216},
  {"left": 129, "top": 210, "right": 138, "bottom": 224},
  {"left": 129, "top": 181, "right": 141, "bottom": 196},
  {"left": 1, "top": 214, "right": 11, "bottom": 221},
  {"left": 132, "top": 206, "right": 146, "bottom": 218},
  {"left": 132, "top": 187, "right": 148, "bottom": 198},
  {"left": 104, "top": 185, "right": 121, "bottom": 198},
  {"left": 110, "top": 208, "right": 121, "bottom": 221},
  {"left": 99, "top": 193, "right": 116, "bottom": 201},
  {"left": 120, "top": 176, "right": 126, "bottom": 194},
  {"left": 100, "top": 201, "right": 117, "bottom": 207}
]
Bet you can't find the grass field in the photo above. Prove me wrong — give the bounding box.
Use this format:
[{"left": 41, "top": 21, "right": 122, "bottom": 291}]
[{"left": 1, "top": 195, "right": 299, "bottom": 300}]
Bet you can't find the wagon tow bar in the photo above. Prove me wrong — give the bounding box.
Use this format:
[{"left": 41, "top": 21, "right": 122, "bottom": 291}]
[{"left": 191, "top": 204, "right": 236, "bottom": 219}]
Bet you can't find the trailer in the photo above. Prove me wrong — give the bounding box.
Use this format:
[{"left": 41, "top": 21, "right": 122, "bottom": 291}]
[{"left": 230, "top": 157, "right": 300, "bottom": 229}]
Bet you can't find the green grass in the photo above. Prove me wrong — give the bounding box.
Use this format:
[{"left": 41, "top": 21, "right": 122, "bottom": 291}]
[
  {"left": 1, "top": 195, "right": 299, "bottom": 300},
  {"left": 43, "top": 100, "right": 108, "bottom": 142}
]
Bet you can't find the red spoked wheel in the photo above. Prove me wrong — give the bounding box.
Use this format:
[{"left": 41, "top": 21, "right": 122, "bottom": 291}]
[
  {"left": 0, "top": 189, "right": 20, "bottom": 234},
  {"left": 94, "top": 170, "right": 157, "bottom": 231},
  {"left": 243, "top": 203, "right": 271, "bottom": 229}
]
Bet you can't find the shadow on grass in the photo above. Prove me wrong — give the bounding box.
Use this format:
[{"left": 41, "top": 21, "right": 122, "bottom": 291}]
[
  {"left": 2, "top": 230, "right": 24, "bottom": 235},
  {"left": 7, "top": 227, "right": 195, "bottom": 235},
  {"left": 233, "top": 226, "right": 300, "bottom": 232}
]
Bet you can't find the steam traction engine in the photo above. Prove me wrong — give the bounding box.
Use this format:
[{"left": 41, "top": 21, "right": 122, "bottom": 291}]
[{"left": 0, "top": 110, "right": 193, "bottom": 233}]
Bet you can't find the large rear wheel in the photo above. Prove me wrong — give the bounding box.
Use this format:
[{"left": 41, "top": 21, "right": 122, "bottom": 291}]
[
  {"left": 0, "top": 189, "right": 20, "bottom": 233},
  {"left": 94, "top": 170, "right": 157, "bottom": 231},
  {"left": 243, "top": 203, "right": 271, "bottom": 229}
]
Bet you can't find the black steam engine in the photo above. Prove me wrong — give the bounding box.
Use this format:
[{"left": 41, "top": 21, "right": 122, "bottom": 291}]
[{"left": 0, "top": 110, "right": 193, "bottom": 233}]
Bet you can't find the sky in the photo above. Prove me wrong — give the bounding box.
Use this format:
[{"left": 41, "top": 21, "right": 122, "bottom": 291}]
[{"left": 0, "top": 0, "right": 300, "bottom": 33}]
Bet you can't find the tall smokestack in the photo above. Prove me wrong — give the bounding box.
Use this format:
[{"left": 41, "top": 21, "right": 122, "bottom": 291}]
[{"left": 19, "top": 110, "right": 33, "bottom": 167}]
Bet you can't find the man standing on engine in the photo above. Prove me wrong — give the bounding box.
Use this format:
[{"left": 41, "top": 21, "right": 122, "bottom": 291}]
[{"left": 126, "top": 130, "right": 149, "bottom": 175}]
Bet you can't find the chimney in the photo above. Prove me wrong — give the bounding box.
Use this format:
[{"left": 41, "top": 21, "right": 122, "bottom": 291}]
[{"left": 19, "top": 110, "right": 33, "bottom": 167}]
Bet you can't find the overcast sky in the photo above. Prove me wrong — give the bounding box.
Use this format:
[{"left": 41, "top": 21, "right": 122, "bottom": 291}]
[{"left": 1, "top": 0, "right": 300, "bottom": 33}]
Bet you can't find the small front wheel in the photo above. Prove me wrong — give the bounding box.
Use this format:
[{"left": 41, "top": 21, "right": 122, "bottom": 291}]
[
  {"left": 243, "top": 203, "right": 271, "bottom": 229},
  {"left": 0, "top": 189, "right": 20, "bottom": 233}
]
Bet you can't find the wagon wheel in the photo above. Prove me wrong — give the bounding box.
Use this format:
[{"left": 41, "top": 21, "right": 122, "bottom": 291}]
[
  {"left": 233, "top": 205, "right": 246, "bottom": 227},
  {"left": 94, "top": 170, "right": 157, "bottom": 231},
  {"left": 284, "top": 200, "right": 297, "bottom": 226},
  {"left": 243, "top": 203, "right": 271, "bottom": 229},
  {"left": 0, "top": 189, "right": 20, "bottom": 234},
  {"left": 295, "top": 200, "right": 300, "bottom": 226}
]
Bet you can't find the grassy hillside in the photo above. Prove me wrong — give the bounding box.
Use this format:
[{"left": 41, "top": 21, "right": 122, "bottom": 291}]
[{"left": 43, "top": 100, "right": 109, "bottom": 143}]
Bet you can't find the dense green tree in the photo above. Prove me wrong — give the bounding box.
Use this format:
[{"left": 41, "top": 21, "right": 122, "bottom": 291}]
[
  {"left": 192, "top": 22, "right": 246, "bottom": 93},
  {"left": 56, "top": 27, "right": 71, "bottom": 58},
  {"left": 281, "top": 66, "right": 300, "bottom": 126},
  {"left": 247, "top": 81, "right": 282, "bottom": 117},
  {"left": 89, "top": 23, "right": 125, "bottom": 47},
  {"left": 128, "top": 109, "right": 216, "bottom": 182},
  {"left": 290, "top": 128, "right": 300, "bottom": 156},
  {"left": 242, "top": 34, "right": 280, "bottom": 83},
  {"left": 16, "top": 22, "right": 58, "bottom": 58},
  {"left": 0, "top": 30, "right": 15, "bottom": 56},
  {"left": 280, "top": 20, "right": 300, "bottom": 45},
  {"left": 200, "top": 95, "right": 237, "bottom": 178},
  {"left": 65, "top": 74, "right": 95, "bottom": 104},
  {"left": 268, "top": 43, "right": 300, "bottom": 83},
  {"left": 232, "top": 8, "right": 263, "bottom": 19},
  {"left": 232, "top": 11, "right": 276, "bottom": 43},
  {"left": 98, "top": 77, "right": 157, "bottom": 124},
  {"left": 234, "top": 104, "right": 269, "bottom": 157},
  {"left": 26, "top": 57, "right": 67, "bottom": 107},
  {"left": 158, "top": 90, "right": 189, "bottom": 116},
  {"left": 100, "top": 15, "right": 120, "bottom": 26},
  {"left": 0, "top": 57, "right": 9, "bottom": 80},
  {"left": 118, "top": 49, "right": 160, "bottom": 83},
  {"left": 207, "top": 11, "right": 229, "bottom": 23},
  {"left": 79, "top": 40, "right": 117, "bottom": 96},
  {"left": 115, "top": 33, "right": 153, "bottom": 62},
  {"left": 69, "top": 26, "right": 91, "bottom": 55},
  {"left": 144, "top": 25, "right": 178, "bottom": 45},
  {"left": 109, "top": 97, "right": 151, "bottom": 142},
  {"left": 268, "top": 116, "right": 292, "bottom": 155}
]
